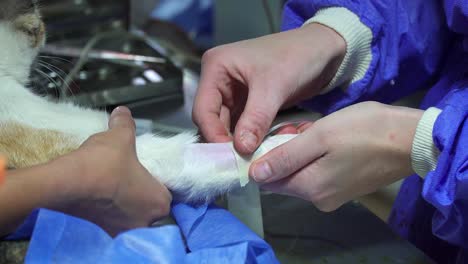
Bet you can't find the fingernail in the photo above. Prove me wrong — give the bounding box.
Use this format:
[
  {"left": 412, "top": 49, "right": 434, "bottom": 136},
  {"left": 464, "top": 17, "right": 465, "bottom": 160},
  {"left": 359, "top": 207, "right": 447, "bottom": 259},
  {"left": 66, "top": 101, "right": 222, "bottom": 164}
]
[
  {"left": 240, "top": 131, "right": 257, "bottom": 152},
  {"left": 252, "top": 162, "right": 272, "bottom": 182},
  {"left": 112, "top": 106, "right": 131, "bottom": 116}
]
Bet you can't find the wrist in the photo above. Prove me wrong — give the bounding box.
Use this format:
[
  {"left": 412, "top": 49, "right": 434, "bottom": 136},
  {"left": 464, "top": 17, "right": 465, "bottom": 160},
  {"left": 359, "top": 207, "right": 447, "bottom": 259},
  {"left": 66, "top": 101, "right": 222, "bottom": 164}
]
[
  {"left": 300, "top": 23, "right": 346, "bottom": 93},
  {"left": 0, "top": 165, "right": 60, "bottom": 234},
  {"left": 384, "top": 105, "right": 424, "bottom": 175},
  {"left": 304, "top": 7, "right": 373, "bottom": 93},
  {"left": 43, "top": 152, "right": 87, "bottom": 210},
  {"left": 302, "top": 23, "right": 346, "bottom": 64}
]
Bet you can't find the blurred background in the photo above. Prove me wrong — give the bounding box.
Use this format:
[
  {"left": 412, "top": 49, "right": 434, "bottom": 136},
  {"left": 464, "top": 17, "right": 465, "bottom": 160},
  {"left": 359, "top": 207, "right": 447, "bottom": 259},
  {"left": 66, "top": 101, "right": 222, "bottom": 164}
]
[
  {"left": 33, "top": 0, "right": 284, "bottom": 106},
  {"left": 32, "top": 0, "right": 287, "bottom": 134}
]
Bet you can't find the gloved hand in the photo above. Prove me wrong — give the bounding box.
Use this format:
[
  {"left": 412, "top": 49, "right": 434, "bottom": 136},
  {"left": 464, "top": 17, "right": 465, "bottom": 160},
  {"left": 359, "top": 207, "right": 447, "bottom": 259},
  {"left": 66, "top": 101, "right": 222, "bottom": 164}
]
[
  {"left": 193, "top": 23, "right": 345, "bottom": 154},
  {"left": 55, "top": 107, "right": 172, "bottom": 236},
  {"left": 251, "top": 102, "right": 423, "bottom": 212}
]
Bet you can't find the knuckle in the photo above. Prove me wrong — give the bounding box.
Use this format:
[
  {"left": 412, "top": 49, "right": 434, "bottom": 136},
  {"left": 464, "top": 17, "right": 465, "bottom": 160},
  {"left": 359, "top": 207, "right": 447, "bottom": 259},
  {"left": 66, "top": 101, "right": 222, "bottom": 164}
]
[
  {"left": 362, "top": 101, "right": 381, "bottom": 108},
  {"left": 123, "top": 118, "right": 136, "bottom": 132},
  {"left": 110, "top": 130, "right": 135, "bottom": 148},
  {"left": 272, "top": 148, "right": 294, "bottom": 176},
  {"left": 308, "top": 191, "right": 340, "bottom": 213},
  {"left": 129, "top": 117, "right": 136, "bottom": 130},
  {"left": 192, "top": 104, "right": 217, "bottom": 132},
  {"left": 110, "top": 119, "right": 136, "bottom": 134},
  {"left": 192, "top": 117, "right": 208, "bottom": 137},
  {"left": 192, "top": 108, "right": 203, "bottom": 127},
  {"left": 313, "top": 122, "right": 330, "bottom": 147},
  {"left": 153, "top": 194, "right": 172, "bottom": 219},
  {"left": 122, "top": 130, "right": 136, "bottom": 144},
  {"left": 86, "top": 132, "right": 107, "bottom": 145},
  {"left": 309, "top": 193, "right": 337, "bottom": 212},
  {"left": 305, "top": 187, "right": 324, "bottom": 206},
  {"left": 315, "top": 202, "right": 336, "bottom": 213},
  {"left": 242, "top": 108, "right": 274, "bottom": 134},
  {"left": 202, "top": 46, "right": 224, "bottom": 66},
  {"left": 159, "top": 201, "right": 171, "bottom": 218}
]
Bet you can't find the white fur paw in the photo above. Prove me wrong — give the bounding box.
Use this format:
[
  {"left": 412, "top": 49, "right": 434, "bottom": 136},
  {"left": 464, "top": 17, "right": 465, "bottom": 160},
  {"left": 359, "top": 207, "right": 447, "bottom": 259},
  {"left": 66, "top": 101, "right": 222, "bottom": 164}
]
[
  {"left": 136, "top": 132, "right": 241, "bottom": 203},
  {"left": 136, "top": 131, "right": 197, "bottom": 183}
]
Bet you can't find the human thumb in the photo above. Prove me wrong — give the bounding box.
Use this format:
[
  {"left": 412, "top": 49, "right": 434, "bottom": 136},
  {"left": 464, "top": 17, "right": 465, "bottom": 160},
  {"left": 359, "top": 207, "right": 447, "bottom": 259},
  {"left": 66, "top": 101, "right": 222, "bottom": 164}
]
[
  {"left": 108, "top": 106, "right": 136, "bottom": 133},
  {"left": 234, "top": 86, "right": 282, "bottom": 155}
]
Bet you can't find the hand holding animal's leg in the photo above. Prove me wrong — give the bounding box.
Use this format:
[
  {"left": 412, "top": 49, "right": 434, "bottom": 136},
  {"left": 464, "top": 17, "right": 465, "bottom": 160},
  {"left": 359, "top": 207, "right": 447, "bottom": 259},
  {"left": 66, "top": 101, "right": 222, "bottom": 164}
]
[{"left": 0, "top": 107, "right": 171, "bottom": 237}]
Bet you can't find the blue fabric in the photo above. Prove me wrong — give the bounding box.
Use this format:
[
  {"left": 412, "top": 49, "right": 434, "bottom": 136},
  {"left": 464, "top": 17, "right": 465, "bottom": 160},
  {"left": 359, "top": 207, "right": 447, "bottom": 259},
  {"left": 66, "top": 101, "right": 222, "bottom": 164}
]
[
  {"left": 4, "top": 209, "right": 38, "bottom": 240},
  {"left": 283, "top": 0, "right": 468, "bottom": 263},
  {"left": 283, "top": 0, "right": 452, "bottom": 115},
  {"left": 19, "top": 204, "right": 278, "bottom": 263},
  {"left": 425, "top": 89, "right": 468, "bottom": 248},
  {"left": 150, "top": 0, "right": 213, "bottom": 48}
]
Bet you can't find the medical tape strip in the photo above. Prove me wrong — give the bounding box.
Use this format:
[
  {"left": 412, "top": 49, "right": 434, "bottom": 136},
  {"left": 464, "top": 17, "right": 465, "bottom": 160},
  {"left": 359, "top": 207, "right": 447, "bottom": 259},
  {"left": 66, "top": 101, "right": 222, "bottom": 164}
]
[
  {"left": 231, "top": 146, "right": 252, "bottom": 187},
  {"left": 184, "top": 134, "right": 298, "bottom": 188},
  {"left": 232, "top": 134, "right": 298, "bottom": 187},
  {"left": 184, "top": 143, "right": 238, "bottom": 176}
]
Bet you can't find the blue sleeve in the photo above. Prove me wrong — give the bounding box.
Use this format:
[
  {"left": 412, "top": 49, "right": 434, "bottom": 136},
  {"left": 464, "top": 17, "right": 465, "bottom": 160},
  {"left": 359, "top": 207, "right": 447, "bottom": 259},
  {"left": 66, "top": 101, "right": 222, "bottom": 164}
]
[
  {"left": 422, "top": 88, "right": 468, "bottom": 247},
  {"left": 444, "top": 0, "right": 468, "bottom": 35},
  {"left": 282, "top": 0, "right": 453, "bottom": 114}
]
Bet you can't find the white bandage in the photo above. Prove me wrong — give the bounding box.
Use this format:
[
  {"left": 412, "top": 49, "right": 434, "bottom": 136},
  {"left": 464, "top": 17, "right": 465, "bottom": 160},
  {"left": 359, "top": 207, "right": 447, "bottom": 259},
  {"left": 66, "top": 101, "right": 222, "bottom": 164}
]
[
  {"left": 233, "top": 134, "right": 298, "bottom": 186},
  {"left": 183, "top": 134, "right": 298, "bottom": 188}
]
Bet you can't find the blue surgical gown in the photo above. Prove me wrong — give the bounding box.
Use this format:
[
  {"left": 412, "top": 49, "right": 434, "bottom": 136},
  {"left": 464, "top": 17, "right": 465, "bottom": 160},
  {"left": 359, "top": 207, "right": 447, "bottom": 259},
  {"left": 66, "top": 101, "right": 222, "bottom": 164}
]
[{"left": 283, "top": 0, "right": 468, "bottom": 263}]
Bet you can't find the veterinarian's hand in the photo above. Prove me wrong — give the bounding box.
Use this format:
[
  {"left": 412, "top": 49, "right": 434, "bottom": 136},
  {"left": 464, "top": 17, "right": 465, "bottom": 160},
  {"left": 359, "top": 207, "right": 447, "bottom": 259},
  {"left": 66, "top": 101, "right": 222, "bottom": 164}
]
[
  {"left": 193, "top": 23, "right": 345, "bottom": 154},
  {"left": 56, "top": 107, "right": 171, "bottom": 236},
  {"left": 250, "top": 102, "right": 423, "bottom": 212}
]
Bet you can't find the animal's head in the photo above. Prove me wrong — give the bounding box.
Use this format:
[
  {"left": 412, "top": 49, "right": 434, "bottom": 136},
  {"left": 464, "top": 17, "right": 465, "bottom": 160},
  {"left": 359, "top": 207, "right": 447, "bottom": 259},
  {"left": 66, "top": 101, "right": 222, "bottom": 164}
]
[{"left": 0, "top": 0, "right": 44, "bottom": 85}]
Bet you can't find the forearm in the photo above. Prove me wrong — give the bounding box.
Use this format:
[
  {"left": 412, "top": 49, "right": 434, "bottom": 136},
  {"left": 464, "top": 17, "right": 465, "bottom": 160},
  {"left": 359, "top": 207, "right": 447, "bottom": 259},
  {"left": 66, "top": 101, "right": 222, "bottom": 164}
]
[{"left": 0, "top": 157, "right": 79, "bottom": 236}]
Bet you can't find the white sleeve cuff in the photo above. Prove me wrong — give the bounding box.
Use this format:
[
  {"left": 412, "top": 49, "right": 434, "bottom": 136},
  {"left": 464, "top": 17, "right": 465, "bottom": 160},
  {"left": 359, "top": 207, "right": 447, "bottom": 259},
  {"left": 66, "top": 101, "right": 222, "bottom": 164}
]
[
  {"left": 304, "top": 7, "right": 373, "bottom": 94},
  {"left": 411, "top": 107, "right": 442, "bottom": 178}
]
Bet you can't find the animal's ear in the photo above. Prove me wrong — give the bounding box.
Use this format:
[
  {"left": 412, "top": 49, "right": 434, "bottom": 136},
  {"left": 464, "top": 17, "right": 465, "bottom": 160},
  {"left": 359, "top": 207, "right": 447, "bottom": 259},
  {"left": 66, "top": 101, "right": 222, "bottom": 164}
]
[{"left": 0, "top": 0, "right": 37, "bottom": 21}]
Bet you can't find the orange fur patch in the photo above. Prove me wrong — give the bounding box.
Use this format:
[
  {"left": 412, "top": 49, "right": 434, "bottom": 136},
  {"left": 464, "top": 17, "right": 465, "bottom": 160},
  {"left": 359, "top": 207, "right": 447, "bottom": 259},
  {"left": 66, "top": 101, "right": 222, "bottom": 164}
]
[
  {"left": 0, "top": 122, "right": 80, "bottom": 169},
  {"left": 14, "top": 13, "right": 45, "bottom": 48}
]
